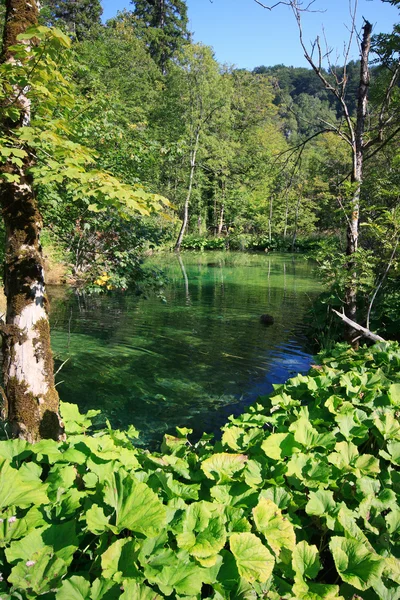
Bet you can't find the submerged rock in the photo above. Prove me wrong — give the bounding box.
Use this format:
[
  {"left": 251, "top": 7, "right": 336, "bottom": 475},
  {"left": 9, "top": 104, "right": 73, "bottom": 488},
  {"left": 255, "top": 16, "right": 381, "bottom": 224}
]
[{"left": 260, "top": 314, "right": 274, "bottom": 326}]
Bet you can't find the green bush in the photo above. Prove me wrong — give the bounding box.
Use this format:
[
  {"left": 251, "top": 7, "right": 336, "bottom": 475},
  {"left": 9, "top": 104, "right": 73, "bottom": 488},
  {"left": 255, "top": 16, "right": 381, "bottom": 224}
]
[
  {"left": 0, "top": 342, "right": 399, "bottom": 598},
  {"left": 180, "top": 236, "right": 227, "bottom": 251}
]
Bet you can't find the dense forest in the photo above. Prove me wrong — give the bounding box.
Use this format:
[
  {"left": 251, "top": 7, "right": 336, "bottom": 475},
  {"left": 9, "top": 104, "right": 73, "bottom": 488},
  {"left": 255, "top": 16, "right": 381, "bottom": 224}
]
[{"left": 0, "top": 1, "right": 400, "bottom": 598}]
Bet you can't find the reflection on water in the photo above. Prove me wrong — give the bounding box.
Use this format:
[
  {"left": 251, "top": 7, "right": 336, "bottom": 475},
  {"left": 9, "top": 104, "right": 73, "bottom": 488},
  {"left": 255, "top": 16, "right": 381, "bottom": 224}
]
[{"left": 49, "top": 252, "right": 321, "bottom": 447}]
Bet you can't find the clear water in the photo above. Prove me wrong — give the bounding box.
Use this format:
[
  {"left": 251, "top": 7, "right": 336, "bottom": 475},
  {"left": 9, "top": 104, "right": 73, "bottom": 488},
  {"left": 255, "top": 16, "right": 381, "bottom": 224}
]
[{"left": 49, "top": 252, "right": 321, "bottom": 447}]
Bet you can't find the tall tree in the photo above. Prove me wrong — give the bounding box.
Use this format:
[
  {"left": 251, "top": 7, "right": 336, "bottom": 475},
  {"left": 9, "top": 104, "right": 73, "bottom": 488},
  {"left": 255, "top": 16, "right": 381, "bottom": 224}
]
[
  {"left": 256, "top": 0, "right": 400, "bottom": 345},
  {"left": 0, "top": 0, "right": 64, "bottom": 441},
  {"left": 132, "top": 0, "right": 189, "bottom": 73},
  {"left": 41, "top": 0, "right": 103, "bottom": 40}
]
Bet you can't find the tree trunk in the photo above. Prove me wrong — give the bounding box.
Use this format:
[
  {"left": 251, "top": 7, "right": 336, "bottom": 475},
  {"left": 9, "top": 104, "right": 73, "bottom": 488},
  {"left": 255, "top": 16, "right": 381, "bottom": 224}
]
[
  {"left": 174, "top": 130, "right": 200, "bottom": 251},
  {"left": 344, "top": 20, "right": 372, "bottom": 346},
  {"left": 291, "top": 192, "right": 301, "bottom": 251},
  {"left": 268, "top": 195, "right": 273, "bottom": 243},
  {"left": 0, "top": 0, "right": 64, "bottom": 441},
  {"left": 217, "top": 180, "right": 225, "bottom": 236}
]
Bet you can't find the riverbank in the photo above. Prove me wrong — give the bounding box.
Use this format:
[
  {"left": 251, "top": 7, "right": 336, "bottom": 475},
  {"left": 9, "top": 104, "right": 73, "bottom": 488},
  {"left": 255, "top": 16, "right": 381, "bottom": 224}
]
[{"left": 0, "top": 340, "right": 398, "bottom": 597}]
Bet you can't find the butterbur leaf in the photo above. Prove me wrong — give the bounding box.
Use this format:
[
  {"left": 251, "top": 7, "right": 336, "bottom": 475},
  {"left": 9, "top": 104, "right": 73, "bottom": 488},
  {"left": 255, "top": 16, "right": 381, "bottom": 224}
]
[
  {"left": 0, "top": 458, "right": 48, "bottom": 508},
  {"left": 330, "top": 536, "right": 384, "bottom": 590},
  {"left": 86, "top": 504, "right": 110, "bottom": 534},
  {"left": 388, "top": 383, "right": 400, "bottom": 406},
  {"left": 90, "top": 578, "right": 121, "bottom": 599},
  {"left": 260, "top": 486, "right": 291, "bottom": 509},
  {"left": 306, "top": 490, "right": 336, "bottom": 517},
  {"left": 56, "top": 575, "right": 91, "bottom": 599},
  {"left": 230, "top": 532, "right": 274, "bottom": 583},
  {"left": 261, "top": 432, "right": 299, "bottom": 461},
  {"left": 176, "top": 511, "right": 226, "bottom": 562},
  {"left": 290, "top": 417, "right": 336, "bottom": 450},
  {"left": 104, "top": 470, "right": 166, "bottom": 535},
  {"left": 154, "top": 558, "right": 206, "bottom": 596},
  {"left": 101, "top": 538, "right": 140, "bottom": 583},
  {"left": 252, "top": 498, "right": 295, "bottom": 555},
  {"left": 120, "top": 581, "right": 162, "bottom": 599},
  {"left": 201, "top": 453, "right": 247, "bottom": 483},
  {"left": 8, "top": 546, "right": 68, "bottom": 595},
  {"left": 293, "top": 541, "right": 321, "bottom": 580}
]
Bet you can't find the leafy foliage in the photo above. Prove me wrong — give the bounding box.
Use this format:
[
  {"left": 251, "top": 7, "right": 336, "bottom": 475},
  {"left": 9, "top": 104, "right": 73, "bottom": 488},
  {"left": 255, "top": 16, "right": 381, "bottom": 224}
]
[{"left": 0, "top": 341, "right": 400, "bottom": 597}]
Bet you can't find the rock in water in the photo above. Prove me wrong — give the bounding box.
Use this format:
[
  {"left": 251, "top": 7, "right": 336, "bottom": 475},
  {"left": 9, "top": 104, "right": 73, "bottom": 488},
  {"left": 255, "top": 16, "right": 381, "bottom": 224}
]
[{"left": 260, "top": 314, "right": 274, "bottom": 326}]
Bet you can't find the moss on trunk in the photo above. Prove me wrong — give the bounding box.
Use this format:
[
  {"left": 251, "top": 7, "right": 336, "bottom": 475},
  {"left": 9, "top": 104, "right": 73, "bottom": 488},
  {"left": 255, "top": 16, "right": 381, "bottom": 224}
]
[{"left": 0, "top": 0, "right": 64, "bottom": 442}]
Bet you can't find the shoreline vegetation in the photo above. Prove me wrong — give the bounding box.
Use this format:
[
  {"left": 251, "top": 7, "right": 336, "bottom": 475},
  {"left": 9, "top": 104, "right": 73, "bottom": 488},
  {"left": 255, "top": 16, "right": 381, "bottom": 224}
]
[{"left": 0, "top": 340, "right": 399, "bottom": 598}]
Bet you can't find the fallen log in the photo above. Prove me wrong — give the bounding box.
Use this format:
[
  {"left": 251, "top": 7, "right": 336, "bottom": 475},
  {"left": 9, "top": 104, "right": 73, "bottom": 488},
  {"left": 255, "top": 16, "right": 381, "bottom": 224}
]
[{"left": 332, "top": 309, "right": 386, "bottom": 343}]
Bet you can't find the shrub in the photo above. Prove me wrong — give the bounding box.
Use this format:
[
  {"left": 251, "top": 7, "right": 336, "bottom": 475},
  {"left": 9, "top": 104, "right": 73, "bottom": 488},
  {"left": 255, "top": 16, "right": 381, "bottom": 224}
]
[{"left": 0, "top": 342, "right": 399, "bottom": 598}]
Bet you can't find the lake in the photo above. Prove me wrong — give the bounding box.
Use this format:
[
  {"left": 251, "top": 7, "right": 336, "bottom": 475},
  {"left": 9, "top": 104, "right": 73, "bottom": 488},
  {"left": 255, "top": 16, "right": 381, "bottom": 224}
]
[{"left": 49, "top": 251, "right": 321, "bottom": 446}]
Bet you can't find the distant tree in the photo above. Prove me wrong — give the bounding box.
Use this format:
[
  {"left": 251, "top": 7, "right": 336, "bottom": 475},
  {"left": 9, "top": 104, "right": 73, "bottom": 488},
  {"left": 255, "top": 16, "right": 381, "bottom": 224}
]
[
  {"left": 131, "top": 0, "right": 189, "bottom": 73},
  {"left": 41, "top": 0, "right": 103, "bottom": 40}
]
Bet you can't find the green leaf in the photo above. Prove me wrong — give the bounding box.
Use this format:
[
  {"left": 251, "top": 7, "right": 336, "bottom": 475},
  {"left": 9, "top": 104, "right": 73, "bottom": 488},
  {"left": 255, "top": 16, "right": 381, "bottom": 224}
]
[
  {"left": 104, "top": 470, "right": 166, "bottom": 535},
  {"left": 176, "top": 502, "right": 226, "bottom": 564},
  {"left": 290, "top": 417, "right": 336, "bottom": 450},
  {"left": 201, "top": 453, "right": 247, "bottom": 483},
  {"left": 8, "top": 545, "right": 68, "bottom": 595},
  {"left": 101, "top": 538, "right": 140, "bottom": 583},
  {"left": 388, "top": 383, "right": 400, "bottom": 406},
  {"left": 230, "top": 532, "right": 274, "bottom": 583},
  {"left": 261, "top": 432, "right": 299, "bottom": 461},
  {"left": 306, "top": 490, "right": 336, "bottom": 517},
  {"left": 252, "top": 497, "right": 295, "bottom": 555},
  {"left": 120, "top": 581, "right": 162, "bottom": 599},
  {"left": 86, "top": 504, "right": 110, "bottom": 534},
  {"left": 330, "top": 536, "right": 384, "bottom": 590},
  {"left": 293, "top": 541, "right": 321, "bottom": 580},
  {"left": 0, "top": 458, "right": 48, "bottom": 508},
  {"left": 56, "top": 575, "right": 91, "bottom": 600}
]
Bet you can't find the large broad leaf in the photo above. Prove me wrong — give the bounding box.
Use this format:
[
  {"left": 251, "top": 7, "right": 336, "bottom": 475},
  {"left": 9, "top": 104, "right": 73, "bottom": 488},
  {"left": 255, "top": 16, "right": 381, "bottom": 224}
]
[
  {"left": 289, "top": 417, "right": 336, "bottom": 450},
  {"left": 201, "top": 453, "right": 247, "bottom": 483},
  {"left": 149, "top": 552, "right": 211, "bottom": 597},
  {"left": 305, "top": 490, "right": 336, "bottom": 517},
  {"left": 6, "top": 520, "right": 78, "bottom": 565},
  {"left": 0, "top": 439, "right": 30, "bottom": 462},
  {"left": 230, "top": 532, "right": 274, "bottom": 583},
  {"left": 8, "top": 545, "right": 68, "bottom": 595},
  {"left": 101, "top": 538, "right": 141, "bottom": 583},
  {"left": 261, "top": 432, "right": 299, "bottom": 461},
  {"left": 90, "top": 578, "right": 121, "bottom": 600},
  {"left": 120, "top": 581, "right": 163, "bottom": 599},
  {"left": 0, "top": 506, "right": 44, "bottom": 545},
  {"left": 86, "top": 504, "right": 110, "bottom": 535},
  {"left": 56, "top": 575, "right": 91, "bottom": 600},
  {"left": 176, "top": 502, "right": 226, "bottom": 564},
  {"left": 252, "top": 498, "right": 295, "bottom": 555},
  {"left": 292, "top": 541, "right": 321, "bottom": 580},
  {"left": 104, "top": 470, "right": 166, "bottom": 535},
  {"left": 330, "top": 536, "right": 384, "bottom": 590},
  {"left": 0, "top": 457, "right": 48, "bottom": 508}
]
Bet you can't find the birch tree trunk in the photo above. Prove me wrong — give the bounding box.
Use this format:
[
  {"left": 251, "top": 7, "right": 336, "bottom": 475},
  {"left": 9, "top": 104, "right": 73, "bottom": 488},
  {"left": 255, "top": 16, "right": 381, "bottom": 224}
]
[
  {"left": 345, "top": 20, "right": 372, "bottom": 346},
  {"left": 174, "top": 130, "right": 200, "bottom": 251},
  {"left": 0, "top": 0, "right": 64, "bottom": 441}
]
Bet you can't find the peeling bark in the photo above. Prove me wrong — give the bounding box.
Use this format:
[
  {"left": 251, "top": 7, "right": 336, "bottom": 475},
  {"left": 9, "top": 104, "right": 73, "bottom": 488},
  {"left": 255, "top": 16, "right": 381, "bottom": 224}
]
[{"left": 0, "top": 0, "right": 64, "bottom": 441}]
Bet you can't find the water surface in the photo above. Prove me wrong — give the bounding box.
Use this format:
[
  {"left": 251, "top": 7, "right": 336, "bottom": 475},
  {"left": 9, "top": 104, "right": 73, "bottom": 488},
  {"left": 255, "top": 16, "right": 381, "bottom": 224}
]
[{"left": 49, "top": 252, "right": 321, "bottom": 446}]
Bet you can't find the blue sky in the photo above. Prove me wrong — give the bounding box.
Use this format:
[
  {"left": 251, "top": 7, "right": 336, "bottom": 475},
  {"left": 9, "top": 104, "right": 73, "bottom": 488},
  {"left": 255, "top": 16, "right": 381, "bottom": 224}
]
[{"left": 101, "top": 0, "right": 399, "bottom": 69}]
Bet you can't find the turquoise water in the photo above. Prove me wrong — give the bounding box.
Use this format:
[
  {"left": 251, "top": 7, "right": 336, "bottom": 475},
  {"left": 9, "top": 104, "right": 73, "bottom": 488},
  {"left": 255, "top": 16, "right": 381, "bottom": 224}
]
[{"left": 49, "top": 252, "right": 321, "bottom": 446}]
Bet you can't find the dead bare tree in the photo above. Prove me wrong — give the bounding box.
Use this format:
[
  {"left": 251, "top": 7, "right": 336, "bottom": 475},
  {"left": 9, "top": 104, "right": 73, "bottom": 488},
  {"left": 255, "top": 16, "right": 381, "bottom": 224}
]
[{"left": 255, "top": 0, "right": 400, "bottom": 347}]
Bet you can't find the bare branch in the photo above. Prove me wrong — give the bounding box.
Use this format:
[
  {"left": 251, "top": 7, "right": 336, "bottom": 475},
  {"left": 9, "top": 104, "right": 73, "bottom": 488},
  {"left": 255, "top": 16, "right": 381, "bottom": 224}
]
[{"left": 332, "top": 309, "right": 385, "bottom": 342}]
